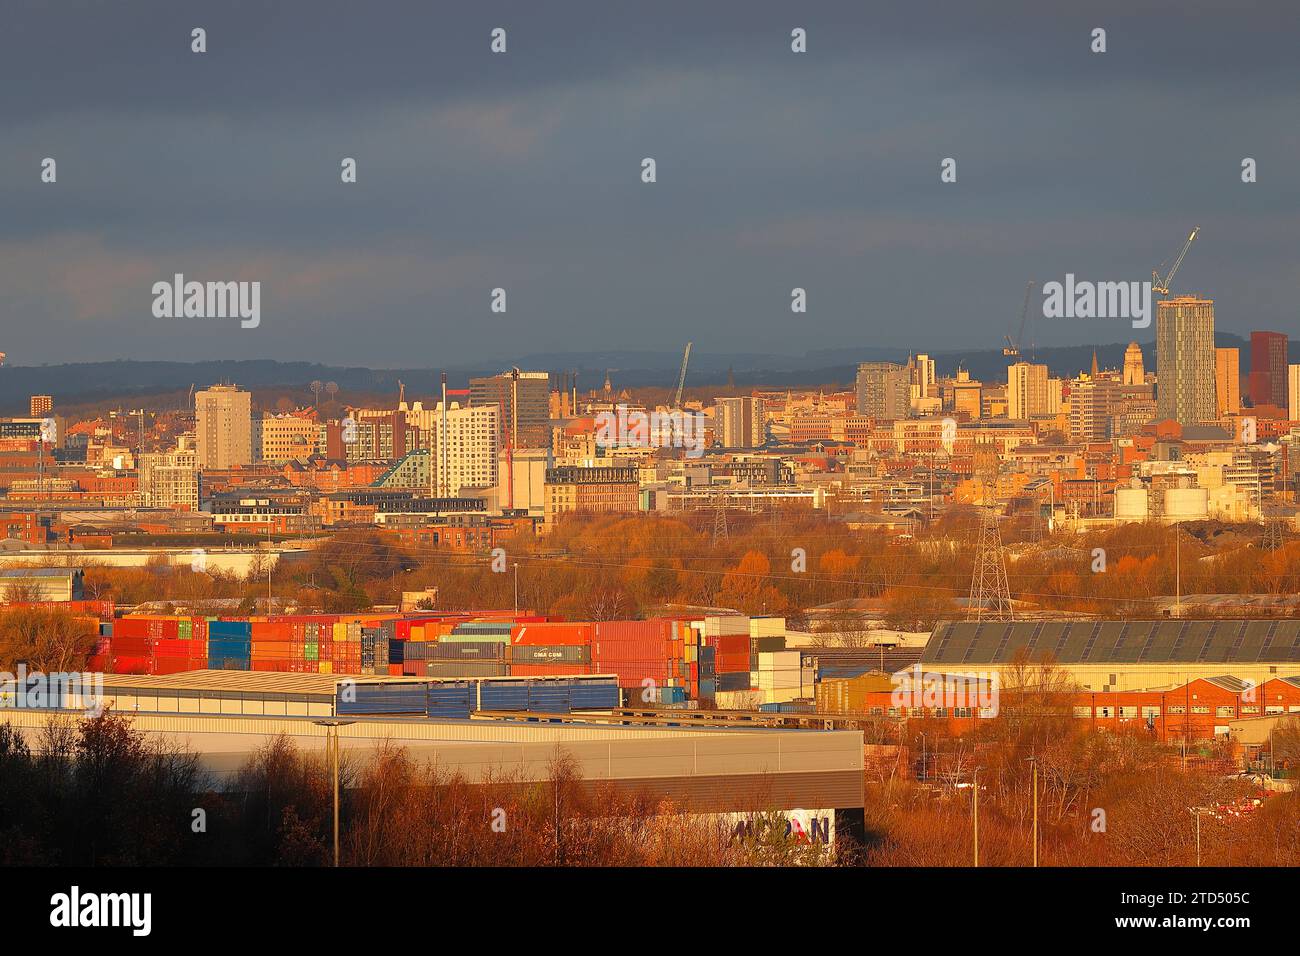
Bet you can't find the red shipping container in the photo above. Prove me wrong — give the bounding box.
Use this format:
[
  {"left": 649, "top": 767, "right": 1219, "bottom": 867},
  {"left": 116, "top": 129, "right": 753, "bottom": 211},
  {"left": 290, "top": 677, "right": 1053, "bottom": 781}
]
[
  {"left": 511, "top": 623, "right": 595, "bottom": 646},
  {"left": 110, "top": 655, "right": 150, "bottom": 674},
  {"left": 153, "top": 638, "right": 193, "bottom": 658},
  {"left": 113, "top": 617, "right": 151, "bottom": 640},
  {"left": 715, "top": 635, "right": 749, "bottom": 655},
  {"left": 153, "top": 656, "right": 199, "bottom": 675}
]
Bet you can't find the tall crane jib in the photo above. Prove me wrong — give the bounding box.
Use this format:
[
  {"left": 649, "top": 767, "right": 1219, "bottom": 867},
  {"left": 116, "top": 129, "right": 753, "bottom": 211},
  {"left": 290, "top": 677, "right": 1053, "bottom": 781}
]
[
  {"left": 1152, "top": 226, "right": 1199, "bottom": 297},
  {"left": 1002, "top": 280, "right": 1035, "bottom": 357},
  {"left": 674, "top": 342, "right": 693, "bottom": 408}
]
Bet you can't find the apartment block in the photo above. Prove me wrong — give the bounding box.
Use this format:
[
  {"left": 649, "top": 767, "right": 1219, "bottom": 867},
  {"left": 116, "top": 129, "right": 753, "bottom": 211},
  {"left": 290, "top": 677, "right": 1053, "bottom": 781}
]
[{"left": 195, "top": 385, "right": 252, "bottom": 470}]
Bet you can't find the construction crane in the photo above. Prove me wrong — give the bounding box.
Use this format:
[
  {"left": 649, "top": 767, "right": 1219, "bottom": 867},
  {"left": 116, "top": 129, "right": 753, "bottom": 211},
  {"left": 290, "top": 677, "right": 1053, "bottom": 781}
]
[
  {"left": 673, "top": 342, "right": 693, "bottom": 408},
  {"left": 1152, "top": 226, "right": 1199, "bottom": 297},
  {"left": 1002, "top": 281, "right": 1036, "bottom": 357}
]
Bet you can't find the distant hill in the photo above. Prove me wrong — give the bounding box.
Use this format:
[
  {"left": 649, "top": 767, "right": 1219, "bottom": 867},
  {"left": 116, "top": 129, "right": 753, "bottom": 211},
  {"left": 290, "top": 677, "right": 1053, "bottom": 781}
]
[{"left": 0, "top": 335, "right": 1256, "bottom": 414}]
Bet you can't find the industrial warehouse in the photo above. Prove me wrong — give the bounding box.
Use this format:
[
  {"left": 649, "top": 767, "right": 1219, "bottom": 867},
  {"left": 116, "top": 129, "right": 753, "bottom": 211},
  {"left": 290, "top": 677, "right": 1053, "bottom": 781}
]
[
  {"left": 0, "top": 668, "right": 866, "bottom": 841},
  {"left": 921, "top": 620, "right": 1300, "bottom": 692}
]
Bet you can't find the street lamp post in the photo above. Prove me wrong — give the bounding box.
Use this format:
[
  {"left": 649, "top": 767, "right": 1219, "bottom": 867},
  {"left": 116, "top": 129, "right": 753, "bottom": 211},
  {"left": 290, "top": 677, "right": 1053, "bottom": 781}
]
[
  {"left": 1189, "top": 806, "right": 1212, "bottom": 867},
  {"left": 972, "top": 766, "right": 980, "bottom": 868},
  {"left": 513, "top": 562, "right": 519, "bottom": 614},
  {"left": 1026, "top": 755, "right": 1039, "bottom": 867},
  {"left": 313, "top": 719, "right": 356, "bottom": 866}
]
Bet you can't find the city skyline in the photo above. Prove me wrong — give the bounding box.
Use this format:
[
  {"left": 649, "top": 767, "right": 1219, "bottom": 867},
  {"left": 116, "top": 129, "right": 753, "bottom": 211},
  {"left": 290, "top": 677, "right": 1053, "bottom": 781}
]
[{"left": 3, "top": 1, "right": 1298, "bottom": 366}]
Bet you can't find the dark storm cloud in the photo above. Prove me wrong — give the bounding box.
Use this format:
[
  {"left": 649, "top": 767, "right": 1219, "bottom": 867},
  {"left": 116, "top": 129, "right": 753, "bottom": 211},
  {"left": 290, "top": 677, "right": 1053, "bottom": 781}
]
[{"left": 1, "top": 0, "right": 1298, "bottom": 366}]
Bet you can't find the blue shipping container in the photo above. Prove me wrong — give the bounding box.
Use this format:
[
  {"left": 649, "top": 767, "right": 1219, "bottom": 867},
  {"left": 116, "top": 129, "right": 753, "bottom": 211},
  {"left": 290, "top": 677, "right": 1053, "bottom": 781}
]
[{"left": 337, "top": 682, "right": 427, "bottom": 715}]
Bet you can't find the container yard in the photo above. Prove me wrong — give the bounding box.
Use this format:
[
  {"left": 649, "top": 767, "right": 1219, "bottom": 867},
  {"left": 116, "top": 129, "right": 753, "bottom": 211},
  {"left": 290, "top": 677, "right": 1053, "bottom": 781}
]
[{"left": 85, "top": 611, "right": 817, "bottom": 711}]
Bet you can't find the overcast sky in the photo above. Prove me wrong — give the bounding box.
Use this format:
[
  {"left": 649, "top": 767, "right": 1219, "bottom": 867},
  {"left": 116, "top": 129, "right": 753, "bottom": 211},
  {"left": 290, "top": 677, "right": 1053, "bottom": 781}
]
[{"left": 2, "top": 0, "right": 1297, "bottom": 367}]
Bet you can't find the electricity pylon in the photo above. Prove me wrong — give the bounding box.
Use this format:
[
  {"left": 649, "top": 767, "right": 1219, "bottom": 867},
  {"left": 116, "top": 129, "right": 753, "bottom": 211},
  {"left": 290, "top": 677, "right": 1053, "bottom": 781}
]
[
  {"left": 712, "top": 491, "right": 729, "bottom": 545},
  {"left": 968, "top": 446, "right": 1013, "bottom": 621},
  {"left": 1262, "top": 510, "right": 1286, "bottom": 552}
]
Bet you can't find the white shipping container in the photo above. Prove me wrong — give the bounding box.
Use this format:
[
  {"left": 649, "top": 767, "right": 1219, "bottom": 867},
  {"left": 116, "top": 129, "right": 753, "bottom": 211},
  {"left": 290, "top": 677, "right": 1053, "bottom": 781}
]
[
  {"left": 758, "top": 686, "right": 802, "bottom": 704},
  {"left": 757, "top": 651, "right": 801, "bottom": 671},
  {"left": 749, "top": 616, "right": 786, "bottom": 638},
  {"left": 703, "top": 615, "right": 750, "bottom": 638}
]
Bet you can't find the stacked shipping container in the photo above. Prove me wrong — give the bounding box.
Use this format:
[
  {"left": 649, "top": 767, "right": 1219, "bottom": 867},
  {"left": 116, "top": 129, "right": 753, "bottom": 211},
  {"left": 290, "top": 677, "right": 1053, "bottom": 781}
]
[{"left": 89, "top": 612, "right": 796, "bottom": 707}]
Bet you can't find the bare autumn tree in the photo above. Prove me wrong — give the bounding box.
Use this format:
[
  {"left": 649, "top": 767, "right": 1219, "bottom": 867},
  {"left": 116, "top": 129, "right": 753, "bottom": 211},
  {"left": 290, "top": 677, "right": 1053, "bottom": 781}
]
[
  {"left": 814, "top": 608, "right": 873, "bottom": 648},
  {"left": 1085, "top": 768, "right": 1247, "bottom": 866},
  {"left": 2, "top": 580, "right": 44, "bottom": 603},
  {"left": 0, "top": 711, "right": 206, "bottom": 865},
  {"left": 1270, "top": 717, "right": 1300, "bottom": 767},
  {"left": 0, "top": 607, "right": 99, "bottom": 672}
]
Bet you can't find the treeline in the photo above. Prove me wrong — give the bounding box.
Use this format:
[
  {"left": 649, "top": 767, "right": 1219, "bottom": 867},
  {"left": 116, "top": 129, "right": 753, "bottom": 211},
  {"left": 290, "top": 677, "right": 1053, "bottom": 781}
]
[
  {"left": 44, "top": 511, "right": 1300, "bottom": 627},
  {"left": 0, "top": 712, "right": 836, "bottom": 867}
]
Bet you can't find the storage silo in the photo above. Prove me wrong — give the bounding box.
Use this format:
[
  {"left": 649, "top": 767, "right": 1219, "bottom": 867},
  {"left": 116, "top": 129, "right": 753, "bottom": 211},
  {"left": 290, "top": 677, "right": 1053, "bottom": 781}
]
[
  {"left": 1114, "top": 487, "right": 1149, "bottom": 521},
  {"left": 1163, "top": 487, "right": 1208, "bottom": 522}
]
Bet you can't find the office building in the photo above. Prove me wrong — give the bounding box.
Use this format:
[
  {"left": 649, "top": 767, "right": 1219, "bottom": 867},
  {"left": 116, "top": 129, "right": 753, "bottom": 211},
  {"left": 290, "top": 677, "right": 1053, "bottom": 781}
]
[
  {"left": 951, "top": 370, "right": 982, "bottom": 420},
  {"left": 1215, "top": 347, "right": 1241, "bottom": 418},
  {"left": 911, "top": 354, "right": 937, "bottom": 399},
  {"left": 1290, "top": 365, "right": 1300, "bottom": 422},
  {"left": 1069, "top": 378, "right": 1119, "bottom": 441},
  {"left": 1155, "top": 297, "right": 1216, "bottom": 426},
  {"left": 1007, "top": 362, "right": 1049, "bottom": 419},
  {"left": 715, "top": 397, "right": 765, "bottom": 448},
  {"left": 195, "top": 385, "right": 252, "bottom": 470},
  {"left": 28, "top": 395, "right": 53, "bottom": 418},
  {"left": 431, "top": 402, "right": 500, "bottom": 497},
  {"left": 259, "top": 413, "right": 321, "bottom": 463},
  {"left": 855, "top": 362, "right": 910, "bottom": 420},
  {"left": 138, "top": 436, "right": 200, "bottom": 510},
  {"left": 470, "top": 371, "right": 551, "bottom": 449},
  {"left": 544, "top": 464, "right": 639, "bottom": 530},
  {"left": 1249, "top": 331, "right": 1289, "bottom": 409}
]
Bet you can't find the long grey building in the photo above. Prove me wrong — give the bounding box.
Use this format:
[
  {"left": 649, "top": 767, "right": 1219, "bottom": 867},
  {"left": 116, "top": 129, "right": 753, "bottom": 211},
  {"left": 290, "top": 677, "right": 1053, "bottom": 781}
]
[{"left": 922, "top": 619, "right": 1300, "bottom": 691}]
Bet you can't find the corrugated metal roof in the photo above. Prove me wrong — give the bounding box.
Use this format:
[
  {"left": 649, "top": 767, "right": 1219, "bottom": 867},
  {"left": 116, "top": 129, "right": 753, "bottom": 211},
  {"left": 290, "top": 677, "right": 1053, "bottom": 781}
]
[
  {"left": 0, "top": 710, "right": 865, "bottom": 809},
  {"left": 923, "top": 620, "right": 1300, "bottom": 665},
  {"left": 1203, "top": 675, "right": 1250, "bottom": 693},
  {"left": 99, "top": 671, "right": 405, "bottom": 695},
  {"left": 0, "top": 707, "right": 864, "bottom": 747}
]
